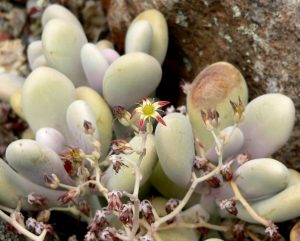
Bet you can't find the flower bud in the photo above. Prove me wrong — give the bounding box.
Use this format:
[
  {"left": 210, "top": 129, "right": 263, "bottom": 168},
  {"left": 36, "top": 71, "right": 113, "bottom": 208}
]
[
  {"left": 112, "top": 106, "right": 131, "bottom": 127},
  {"left": 219, "top": 199, "right": 238, "bottom": 216}
]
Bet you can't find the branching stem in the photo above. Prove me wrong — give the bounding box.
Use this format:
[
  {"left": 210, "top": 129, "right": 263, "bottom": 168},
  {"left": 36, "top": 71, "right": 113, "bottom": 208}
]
[
  {"left": 0, "top": 210, "right": 47, "bottom": 241},
  {"left": 152, "top": 129, "right": 224, "bottom": 230},
  {"left": 230, "top": 180, "right": 269, "bottom": 227}
]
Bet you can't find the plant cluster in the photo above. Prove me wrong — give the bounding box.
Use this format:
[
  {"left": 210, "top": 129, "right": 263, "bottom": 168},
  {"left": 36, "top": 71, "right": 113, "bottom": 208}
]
[{"left": 0, "top": 4, "right": 299, "bottom": 241}]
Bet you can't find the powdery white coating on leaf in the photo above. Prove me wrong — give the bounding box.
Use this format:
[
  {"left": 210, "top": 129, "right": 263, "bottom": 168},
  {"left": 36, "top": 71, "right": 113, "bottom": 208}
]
[
  {"left": 31, "top": 54, "right": 47, "bottom": 70},
  {"left": 100, "top": 48, "right": 120, "bottom": 65},
  {"left": 0, "top": 158, "right": 65, "bottom": 210},
  {"left": 76, "top": 86, "right": 113, "bottom": 158},
  {"left": 42, "top": 4, "right": 82, "bottom": 27},
  {"left": 103, "top": 52, "right": 162, "bottom": 109},
  {"left": 187, "top": 62, "right": 248, "bottom": 150},
  {"left": 236, "top": 182, "right": 300, "bottom": 222},
  {"left": 125, "top": 20, "right": 153, "bottom": 54},
  {"left": 22, "top": 66, "right": 76, "bottom": 139},
  {"left": 27, "top": 40, "right": 43, "bottom": 70},
  {"left": 205, "top": 126, "right": 244, "bottom": 163},
  {"left": 238, "top": 93, "right": 295, "bottom": 158},
  {"left": 132, "top": 9, "right": 168, "bottom": 64},
  {"left": 42, "top": 18, "right": 88, "bottom": 87},
  {"left": 101, "top": 134, "right": 157, "bottom": 192},
  {"left": 234, "top": 158, "right": 289, "bottom": 201},
  {"left": 155, "top": 113, "right": 194, "bottom": 187},
  {"left": 35, "top": 127, "right": 66, "bottom": 154},
  {"left": 81, "top": 43, "right": 109, "bottom": 94},
  {"left": 5, "top": 139, "right": 74, "bottom": 187},
  {"left": 66, "top": 100, "right": 99, "bottom": 154}
]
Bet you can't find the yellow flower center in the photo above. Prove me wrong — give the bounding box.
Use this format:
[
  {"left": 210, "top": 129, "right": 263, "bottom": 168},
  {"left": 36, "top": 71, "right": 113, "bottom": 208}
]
[{"left": 142, "top": 104, "right": 155, "bottom": 116}]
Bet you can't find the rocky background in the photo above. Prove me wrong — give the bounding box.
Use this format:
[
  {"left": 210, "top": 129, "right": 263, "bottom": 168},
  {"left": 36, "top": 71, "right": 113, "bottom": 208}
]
[{"left": 0, "top": 0, "right": 299, "bottom": 169}]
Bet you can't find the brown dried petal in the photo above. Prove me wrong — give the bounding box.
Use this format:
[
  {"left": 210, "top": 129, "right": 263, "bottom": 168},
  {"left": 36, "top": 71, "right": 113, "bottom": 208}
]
[
  {"left": 165, "top": 199, "right": 179, "bottom": 214},
  {"left": 206, "top": 176, "right": 221, "bottom": 188},
  {"left": 107, "top": 191, "right": 123, "bottom": 211},
  {"left": 119, "top": 203, "right": 133, "bottom": 225}
]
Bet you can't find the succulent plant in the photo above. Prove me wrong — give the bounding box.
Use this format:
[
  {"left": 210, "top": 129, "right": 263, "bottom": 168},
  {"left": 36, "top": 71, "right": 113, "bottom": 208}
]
[{"left": 0, "top": 3, "right": 298, "bottom": 241}]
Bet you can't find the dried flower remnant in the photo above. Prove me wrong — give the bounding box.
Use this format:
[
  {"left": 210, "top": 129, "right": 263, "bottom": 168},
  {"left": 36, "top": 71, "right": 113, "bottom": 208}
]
[
  {"left": 27, "top": 192, "right": 47, "bottom": 207},
  {"left": 100, "top": 227, "right": 121, "bottom": 241},
  {"left": 232, "top": 223, "right": 245, "bottom": 241},
  {"left": 265, "top": 223, "right": 281, "bottom": 241},
  {"left": 84, "top": 231, "right": 97, "bottom": 241},
  {"left": 109, "top": 154, "right": 127, "bottom": 173},
  {"left": 44, "top": 173, "right": 60, "bottom": 189},
  {"left": 58, "top": 188, "right": 80, "bottom": 204},
  {"left": 220, "top": 163, "right": 233, "bottom": 181},
  {"left": 25, "top": 217, "right": 37, "bottom": 232},
  {"left": 111, "top": 139, "right": 133, "bottom": 154},
  {"left": 206, "top": 175, "right": 221, "bottom": 188},
  {"left": 34, "top": 222, "right": 45, "bottom": 235},
  {"left": 107, "top": 191, "right": 123, "bottom": 211},
  {"left": 131, "top": 97, "right": 170, "bottom": 130},
  {"left": 193, "top": 156, "right": 208, "bottom": 170},
  {"left": 230, "top": 97, "right": 245, "bottom": 123},
  {"left": 119, "top": 203, "right": 133, "bottom": 225},
  {"left": 83, "top": 120, "right": 95, "bottom": 135},
  {"left": 112, "top": 106, "right": 131, "bottom": 127},
  {"left": 236, "top": 153, "right": 251, "bottom": 165},
  {"left": 201, "top": 109, "right": 220, "bottom": 130},
  {"left": 140, "top": 200, "right": 155, "bottom": 224},
  {"left": 88, "top": 210, "right": 107, "bottom": 232},
  {"left": 78, "top": 200, "right": 90, "bottom": 216},
  {"left": 219, "top": 198, "right": 238, "bottom": 216},
  {"left": 165, "top": 199, "right": 179, "bottom": 214}
]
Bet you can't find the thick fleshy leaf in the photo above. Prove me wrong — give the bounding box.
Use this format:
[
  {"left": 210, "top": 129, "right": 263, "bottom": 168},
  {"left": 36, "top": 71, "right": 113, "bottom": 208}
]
[
  {"left": 238, "top": 93, "right": 295, "bottom": 158},
  {"left": 103, "top": 52, "right": 162, "bottom": 109},
  {"left": 99, "top": 48, "right": 120, "bottom": 64},
  {"left": 35, "top": 127, "right": 66, "bottom": 154},
  {"left": 125, "top": 20, "right": 153, "bottom": 54},
  {"left": 236, "top": 182, "right": 300, "bottom": 222},
  {"left": 101, "top": 134, "right": 157, "bottom": 192},
  {"left": 66, "top": 100, "right": 99, "bottom": 154},
  {"left": 76, "top": 87, "right": 113, "bottom": 158},
  {"left": 187, "top": 62, "right": 248, "bottom": 150},
  {"left": 5, "top": 139, "right": 74, "bottom": 187},
  {"left": 42, "top": 4, "right": 82, "bottom": 27},
  {"left": 22, "top": 67, "right": 76, "bottom": 139},
  {"left": 27, "top": 40, "right": 43, "bottom": 70},
  {"left": 205, "top": 126, "right": 244, "bottom": 163},
  {"left": 155, "top": 113, "right": 194, "bottom": 187},
  {"left": 157, "top": 228, "right": 199, "bottom": 241},
  {"left": 31, "top": 54, "right": 47, "bottom": 70},
  {"left": 81, "top": 43, "right": 109, "bottom": 94},
  {"left": 42, "top": 18, "right": 87, "bottom": 87},
  {"left": 0, "top": 158, "right": 66, "bottom": 210},
  {"left": 130, "top": 9, "right": 168, "bottom": 64},
  {"left": 0, "top": 73, "right": 24, "bottom": 102},
  {"left": 234, "top": 158, "right": 289, "bottom": 201}
]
